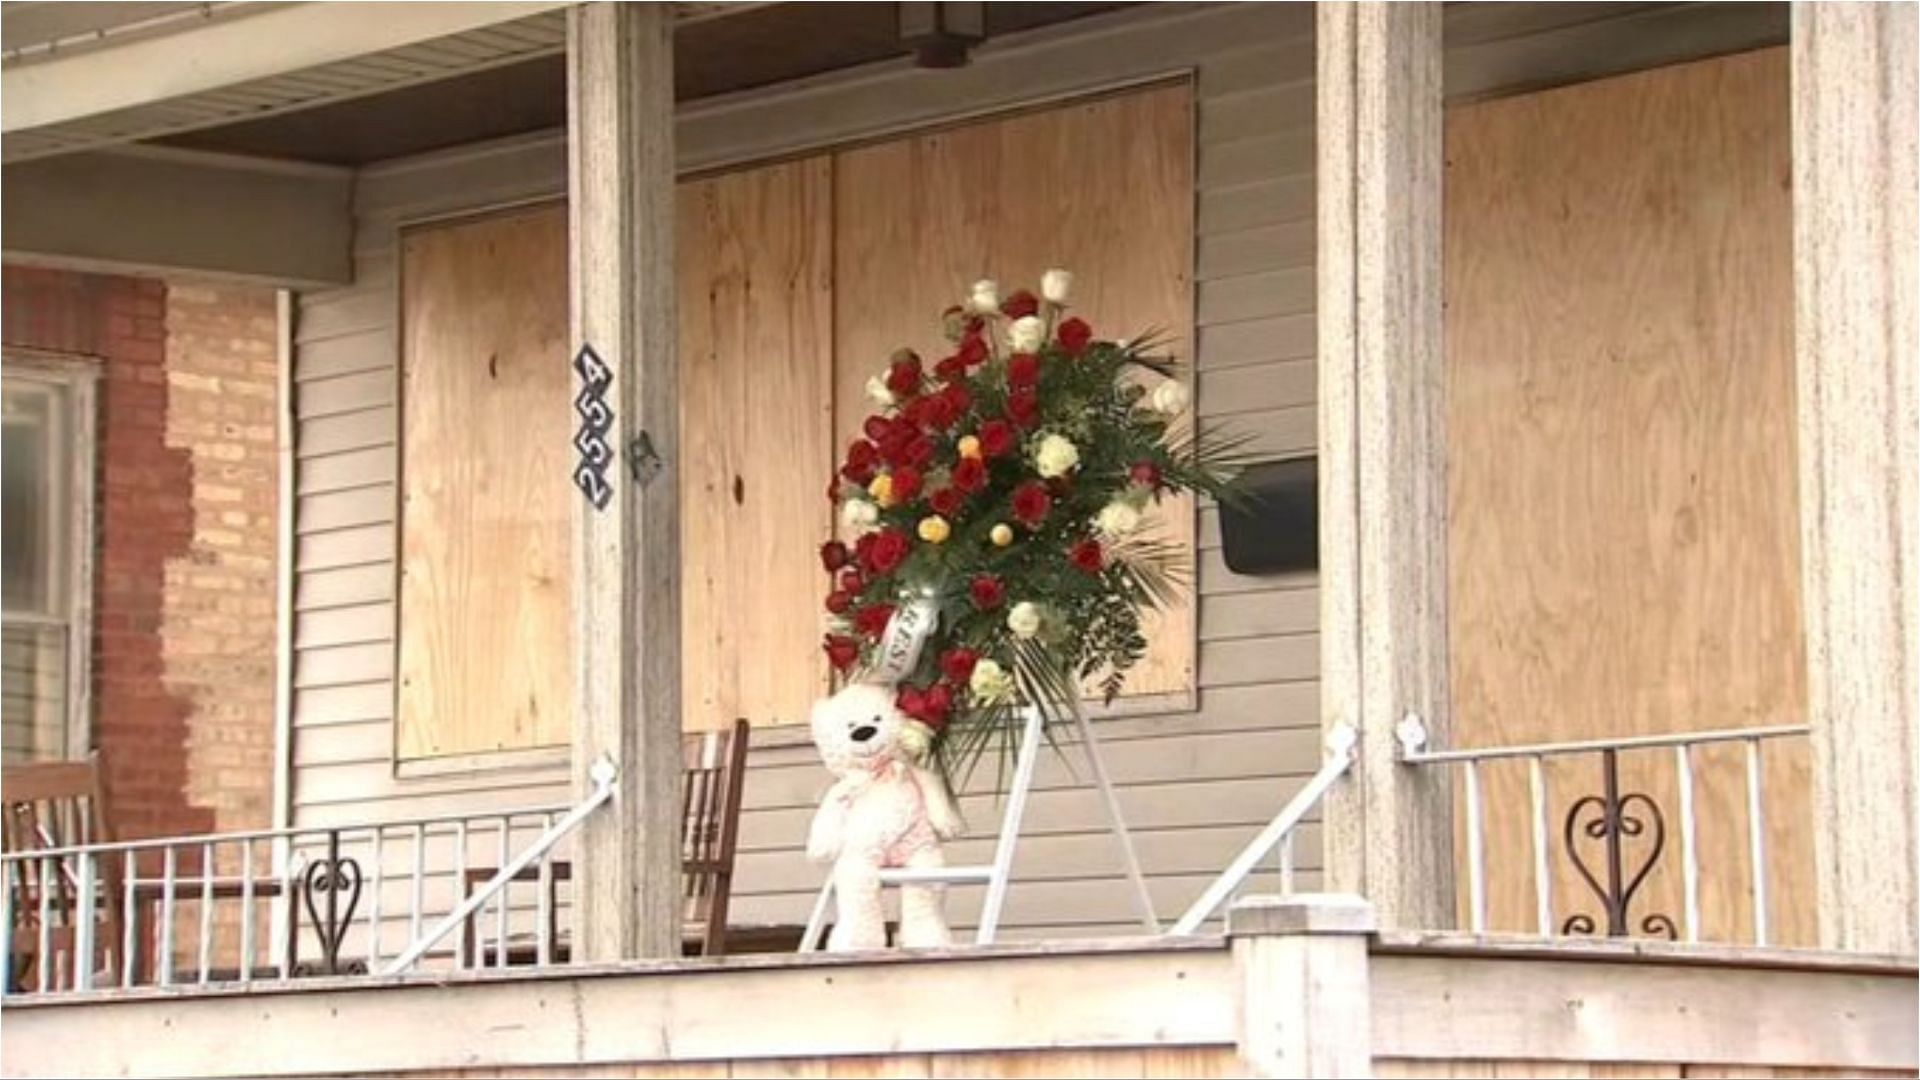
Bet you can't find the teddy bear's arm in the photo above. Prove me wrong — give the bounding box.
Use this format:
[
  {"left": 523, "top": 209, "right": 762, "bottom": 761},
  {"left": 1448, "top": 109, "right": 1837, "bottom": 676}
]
[
  {"left": 806, "top": 779, "right": 855, "bottom": 862},
  {"left": 913, "top": 765, "right": 966, "bottom": 841}
]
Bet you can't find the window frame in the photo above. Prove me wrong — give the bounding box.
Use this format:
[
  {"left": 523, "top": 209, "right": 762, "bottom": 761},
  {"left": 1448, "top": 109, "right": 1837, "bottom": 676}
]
[{"left": 2, "top": 349, "right": 99, "bottom": 763}]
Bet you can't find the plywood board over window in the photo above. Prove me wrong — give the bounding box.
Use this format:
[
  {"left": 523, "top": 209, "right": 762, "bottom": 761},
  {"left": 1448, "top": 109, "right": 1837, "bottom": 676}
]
[
  {"left": 397, "top": 203, "right": 572, "bottom": 761},
  {"left": 1445, "top": 49, "right": 1810, "bottom": 944},
  {"left": 679, "top": 158, "right": 836, "bottom": 732},
  {"left": 833, "top": 80, "right": 1199, "bottom": 705}
]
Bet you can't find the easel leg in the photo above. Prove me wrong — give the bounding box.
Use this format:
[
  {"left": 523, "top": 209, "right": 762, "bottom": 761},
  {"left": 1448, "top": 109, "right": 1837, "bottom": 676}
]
[
  {"left": 975, "top": 706, "right": 1045, "bottom": 945},
  {"left": 799, "top": 879, "right": 834, "bottom": 953},
  {"left": 1072, "top": 704, "right": 1160, "bottom": 932}
]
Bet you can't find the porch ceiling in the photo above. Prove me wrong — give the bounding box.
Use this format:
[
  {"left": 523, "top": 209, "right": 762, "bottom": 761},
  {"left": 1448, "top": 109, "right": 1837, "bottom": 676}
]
[
  {"left": 0, "top": 1, "right": 768, "bottom": 164},
  {"left": 0, "top": 1, "right": 1135, "bottom": 167}
]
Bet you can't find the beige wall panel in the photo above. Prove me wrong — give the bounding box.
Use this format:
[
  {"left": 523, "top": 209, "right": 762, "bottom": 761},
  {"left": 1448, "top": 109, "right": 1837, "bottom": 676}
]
[
  {"left": 1444, "top": 49, "right": 1810, "bottom": 943},
  {"left": 397, "top": 202, "right": 572, "bottom": 759}
]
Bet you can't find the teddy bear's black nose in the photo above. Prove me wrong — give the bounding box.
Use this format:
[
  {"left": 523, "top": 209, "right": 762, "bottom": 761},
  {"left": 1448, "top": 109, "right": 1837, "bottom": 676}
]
[{"left": 850, "top": 724, "right": 878, "bottom": 743}]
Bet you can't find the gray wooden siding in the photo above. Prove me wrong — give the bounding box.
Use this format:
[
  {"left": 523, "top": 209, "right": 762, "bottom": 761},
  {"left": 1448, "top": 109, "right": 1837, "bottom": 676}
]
[{"left": 287, "top": 1, "right": 1786, "bottom": 939}]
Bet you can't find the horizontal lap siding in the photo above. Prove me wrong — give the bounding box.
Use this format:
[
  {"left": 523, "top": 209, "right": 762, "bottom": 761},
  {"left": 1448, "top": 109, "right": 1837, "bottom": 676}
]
[{"left": 289, "top": 1, "right": 1787, "bottom": 941}]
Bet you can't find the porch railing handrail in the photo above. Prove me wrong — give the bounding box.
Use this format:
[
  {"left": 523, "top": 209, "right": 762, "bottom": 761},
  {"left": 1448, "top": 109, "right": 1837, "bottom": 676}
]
[
  {"left": 1168, "top": 722, "right": 1358, "bottom": 936},
  {"left": 0, "top": 804, "right": 575, "bottom": 863},
  {"left": 1396, "top": 717, "right": 1811, "bottom": 945},
  {"left": 1395, "top": 720, "right": 1811, "bottom": 764},
  {"left": 381, "top": 756, "right": 618, "bottom": 976}
]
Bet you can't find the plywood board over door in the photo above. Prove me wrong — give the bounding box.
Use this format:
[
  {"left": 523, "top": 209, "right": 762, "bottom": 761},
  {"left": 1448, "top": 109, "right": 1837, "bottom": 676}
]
[
  {"left": 397, "top": 203, "right": 573, "bottom": 760},
  {"left": 678, "top": 157, "right": 837, "bottom": 732},
  {"left": 833, "top": 79, "right": 1198, "bottom": 704},
  {"left": 1444, "top": 49, "right": 1810, "bottom": 943}
]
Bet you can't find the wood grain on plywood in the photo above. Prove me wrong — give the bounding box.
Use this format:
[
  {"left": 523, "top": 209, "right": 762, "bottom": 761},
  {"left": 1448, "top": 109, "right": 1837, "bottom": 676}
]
[
  {"left": 831, "top": 81, "right": 1198, "bottom": 702},
  {"left": 1443, "top": 48, "right": 1810, "bottom": 943},
  {"left": 397, "top": 202, "right": 571, "bottom": 760},
  {"left": 678, "top": 157, "right": 836, "bottom": 732}
]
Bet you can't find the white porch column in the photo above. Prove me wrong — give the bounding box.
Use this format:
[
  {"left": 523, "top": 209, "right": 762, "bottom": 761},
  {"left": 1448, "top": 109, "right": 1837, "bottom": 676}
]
[
  {"left": 567, "top": 0, "right": 682, "bottom": 961},
  {"left": 1316, "top": 1, "right": 1454, "bottom": 931},
  {"left": 1791, "top": 2, "right": 1919, "bottom": 957}
]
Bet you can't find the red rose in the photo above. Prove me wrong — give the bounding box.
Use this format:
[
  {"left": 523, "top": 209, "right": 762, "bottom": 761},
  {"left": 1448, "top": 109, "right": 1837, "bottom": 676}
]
[
  {"left": 957, "top": 334, "right": 989, "bottom": 367},
  {"left": 929, "top": 487, "right": 961, "bottom": 517},
  {"left": 842, "top": 440, "right": 879, "bottom": 484},
  {"left": 890, "top": 465, "right": 923, "bottom": 503},
  {"left": 935, "top": 354, "right": 968, "bottom": 383},
  {"left": 863, "top": 416, "right": 892, "bottom": 443},
  {"left": 1006, "top": 389, "right": 1040, "bottom": 428},
  {"left": 853, "top": 603, "right": 896, "bottom": 639},
  {"left": 1012, "top": 481, "right": 1052, "bottom": 526},
  {"left": 825, "top": 590, "right": 853, "bottom": 615},
  {"left": 864, "top": 528, "right": 911, "bottom": 575},
  {"left": 839, "top": 568, "right": 865, "bottom": 595},
  {"left": 921, "top": 683, "right": 953, "bottom": 726},
  {"left": 852, "top": 535, "right": 875, "bottom": 568},
  {"left": 969, "top": 574, "right": 1006, "bottom": 610},
  {"left": 1008, "top": 352, "right": 1041, "bottom": 388},
  {"left": 823, "top": 634, "right": 861, "bottom": 672},
  {"left": 896, "top": 684, "right": 927, "bottom": 720},
  {"left": 1057, "top": 316, "right": 1093, "bottom": 356},
  {"left": 951, "top": 456, "right": 987, "bottom": 493},
  {"left": 820, "top": 540, "right": 849, "bottom": 572},
  {"left": 1070, "top": 538, "right": 1104, "bottom": 575},
  {"left": 940, "top": 648, "right": 979, "bottom": 684},
  {"left": 979, "top": 419, "right": 1016, "bottom": 458},
  {"left": 827, "top": 476, "right": 843, "bottom": 503},
  {"left": 911, "top": 393, "right": 957, "bottom": 432},
  {"left": 942, "top": 382, "right": 972, "bottom": 416},
  {"left": 887, "top": 355, "right": 923, "bottom": 397},
  {"left": 1129, "top": 461, "right": 1163, "bottom": 489},
  {"left": 902, "top": 435, "right": 935, "bottom": 469},
  {"left": 1001, "top": 290, "right": 1039, "bottom": 320}
]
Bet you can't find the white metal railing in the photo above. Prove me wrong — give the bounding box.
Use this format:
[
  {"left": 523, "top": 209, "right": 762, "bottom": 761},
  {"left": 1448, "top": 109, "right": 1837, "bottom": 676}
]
[
  {"left": 383, "top": 756, "right": 616, "bottom": 974},
  {"left": 0, "top": 764, "right": 617, "bottom": 998},
  {"left": 1397, "top": 717, "right": 1811, "bottom": 945},
  {"left": 1168, "top": 722, "right": 1357, "bottom": 936}
]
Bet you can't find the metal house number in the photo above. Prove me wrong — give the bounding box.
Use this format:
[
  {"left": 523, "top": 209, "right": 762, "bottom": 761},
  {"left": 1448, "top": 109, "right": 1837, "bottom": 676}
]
[{"left": 573, "top": 344, "right": 615, "bottom": 510}]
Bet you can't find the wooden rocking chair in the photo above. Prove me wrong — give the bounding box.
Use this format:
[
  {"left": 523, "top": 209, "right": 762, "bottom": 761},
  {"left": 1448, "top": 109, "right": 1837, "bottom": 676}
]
[
  {"left": 461, "top": 719, "right": 751, "bottom": 964},
  {"left": 3, "top": 753, "right": 130, "bottom": 991}
]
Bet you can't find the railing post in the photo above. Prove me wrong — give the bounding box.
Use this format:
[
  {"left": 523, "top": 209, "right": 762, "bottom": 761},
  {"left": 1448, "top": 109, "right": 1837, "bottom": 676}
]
[
  {"left": 1229, "top": 894, "right": 1375, "bottom": 1079},
  {"left": 567, "top": 0, "right": 683, "bottom": 962},
  {"left": 1317, "top": 0, "right": 1456, "bottom": 931},
  {"left": 1790, "top": 0, "right": 1918, "bottom": 957}
]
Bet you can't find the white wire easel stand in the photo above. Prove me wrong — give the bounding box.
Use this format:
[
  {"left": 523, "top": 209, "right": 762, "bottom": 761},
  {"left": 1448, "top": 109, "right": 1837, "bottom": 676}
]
[{"left": 799, "top": 701, "right": 1159, "bottom": 950}]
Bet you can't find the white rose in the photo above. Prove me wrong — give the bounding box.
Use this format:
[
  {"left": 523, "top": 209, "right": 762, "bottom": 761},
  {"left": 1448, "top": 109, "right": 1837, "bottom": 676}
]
[
  {"left": 1041, "top": 268, "right": 1073, "bottom": 305},
  {"left": 840, "top": 498, "right": 878, "bottom": 533},
  {"left": 865, "top": 374, "right": 894, "bottom": 407},
  {"left": 1033, "top": 433, "right": 1080, "bottom": 479},
  {"left": 1007, "top": 315, "right": 1045, "bottom": 354},
  {"left": 969, "top": 658, "right": 1014, "bottom": 702},
  {"left": 1006, "top": 601, "right": 1043, "bottom": 639},
  {"left": 1096, "top": 501, "right": 1143, "bottom": 537},
  {"left": 968, "top": 279, "right": 1000, "bottom": 315},
  {"left": 1151, "top": 379, "right": 1191, "bottom": 415}
]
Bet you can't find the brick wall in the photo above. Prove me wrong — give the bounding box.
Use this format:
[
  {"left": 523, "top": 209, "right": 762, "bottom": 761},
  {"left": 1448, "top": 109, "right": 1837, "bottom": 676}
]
[{"left": 2, "top": 265, "right": 281, "bottom": 842}]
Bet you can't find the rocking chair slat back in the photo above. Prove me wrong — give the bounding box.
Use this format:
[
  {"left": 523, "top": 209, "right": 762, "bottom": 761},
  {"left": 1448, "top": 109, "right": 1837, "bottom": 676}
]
[
  {"left": 2, "top": 752, "right": 128, "bottom": 991},
  {"left": 683, "top": 719, "right": 751, "bottom": 956}
]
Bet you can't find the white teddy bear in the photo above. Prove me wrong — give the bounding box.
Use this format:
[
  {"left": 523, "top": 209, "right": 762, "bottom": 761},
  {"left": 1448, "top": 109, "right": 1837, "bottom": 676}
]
[{"left": 806, "top": 682, "right": 965, "bottom": 951}]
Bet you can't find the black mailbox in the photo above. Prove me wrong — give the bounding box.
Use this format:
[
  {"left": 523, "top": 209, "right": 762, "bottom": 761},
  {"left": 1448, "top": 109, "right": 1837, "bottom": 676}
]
[{"left": 1220, "top": 456, "right": 1318, "bottom": 576}]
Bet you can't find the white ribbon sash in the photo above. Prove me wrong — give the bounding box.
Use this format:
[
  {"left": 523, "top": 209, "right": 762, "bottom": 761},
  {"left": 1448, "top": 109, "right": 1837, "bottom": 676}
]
[{"left": 871, "top": 591, "right": 940, "bottom": 684}]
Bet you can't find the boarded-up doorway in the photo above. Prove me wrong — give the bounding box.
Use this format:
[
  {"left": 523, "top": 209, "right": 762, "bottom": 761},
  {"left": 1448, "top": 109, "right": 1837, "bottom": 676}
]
[{"left": 1444, "top": 48, "right": 1811, "bottom": 944}]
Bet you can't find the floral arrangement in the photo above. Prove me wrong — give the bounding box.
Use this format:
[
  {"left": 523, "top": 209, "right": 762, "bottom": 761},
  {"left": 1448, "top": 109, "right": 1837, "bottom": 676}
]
[{"left": 819, "top": 270, "right": 1246, "bottom": 774}]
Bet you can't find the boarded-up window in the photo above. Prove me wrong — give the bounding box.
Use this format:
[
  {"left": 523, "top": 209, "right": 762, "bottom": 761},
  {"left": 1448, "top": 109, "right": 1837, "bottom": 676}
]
[
  {"left": 397, "top": 204, "right": 572, "bottom": 760},
  {"left": 395, "top": 81, "right": 1196, "bottom": 748}
]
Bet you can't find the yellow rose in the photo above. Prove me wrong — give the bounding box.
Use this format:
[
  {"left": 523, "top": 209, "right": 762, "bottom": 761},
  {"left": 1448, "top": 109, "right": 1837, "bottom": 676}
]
[
  {"left": 868, "top": 473, "right": 896, "bottom": 508},
  {"left": 957, "top": 435, "right": 983, "bottom": 460},
  {"left": 918, "top": 515, "right": 952, "bottom": 544},
  {"left": 990, "top": 523, "right": 1014, "bottom": 547}
]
